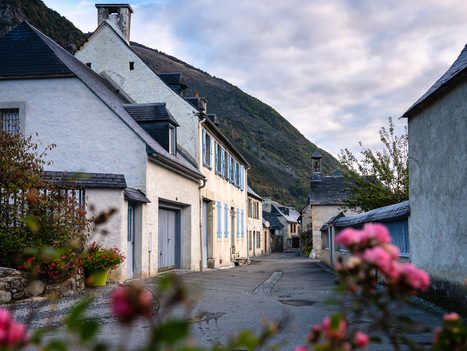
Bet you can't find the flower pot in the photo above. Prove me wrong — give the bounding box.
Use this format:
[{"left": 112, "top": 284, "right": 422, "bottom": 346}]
[{"left": 85, "top": 269, "right": 109, "bottom": 287}]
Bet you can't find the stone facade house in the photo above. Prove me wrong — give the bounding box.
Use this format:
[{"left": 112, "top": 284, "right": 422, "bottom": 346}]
[
  {"left": 401, "top": 44, "right": 467, "bottom": 314},
  {"left": 263, "top": 197, "right": 300, "bottom": 250},
  {"left": 247, "top": 186, "right": 266, "bottom": 257},
  {"left": 74, "top": 4, "right": 249, "bottom": 268},
  {"left": 300, "top": 150, "right": 358, "bottom": 258},
  {"left": 0, "top": 22, "right": 205, "bottom": 281},
  {"left": 320, "top": 201, "right": 410, "bottom": 268}
]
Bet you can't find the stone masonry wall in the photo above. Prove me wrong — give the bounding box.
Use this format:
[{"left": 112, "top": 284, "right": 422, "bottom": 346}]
[{"left": 0, "top": 267, "right": 84, "bottom": 304}]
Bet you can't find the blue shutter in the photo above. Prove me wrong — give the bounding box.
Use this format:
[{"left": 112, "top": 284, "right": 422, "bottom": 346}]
[
  {"left": 202, "top": 129, "right": 206, "bottom": 165},
  {"left": 217, "top": 201, "right": 221, "bottom": 238},
  {"left": 236, "top": 208, "right": 239, "bottom": 238},
  {"left": 220, "top": 147, "right": 225, "bottom": 178},
  {"left": 224, "top": 204, "right": 229, "bottom": 237},
  {"left": 241, "top": 210, "right": 244, "bottom": 237},
  {"left": 227, "top": 154, "right": 231, "bottom": 181},
  {"left": 233, "top": 159, "right": 237, "bottom": 185},
  {"left": 207, "top": 135, "right": 212, "bottom": 167},
  {"left": 240, "top": 165, "right": 244, "bottom": 190},
  {"left": 214, "top": 141, "right": 218, "bottom": 174}
]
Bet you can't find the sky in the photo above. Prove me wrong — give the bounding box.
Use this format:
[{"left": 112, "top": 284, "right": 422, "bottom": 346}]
[{"left": 43, "top": 0, "right": 467, "bottom": 158}]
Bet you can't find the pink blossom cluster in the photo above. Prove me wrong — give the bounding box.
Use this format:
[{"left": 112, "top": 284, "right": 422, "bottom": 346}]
[
  {"left": 431, "top": 312, "right": 467, "bottom": 350},
  {"left": 336, "top": 223, "right": 430, "bottom": 293},
  {"left": 296, "top": 315, "right": 370, "bottom": 351},
  {"left": 111, "top": 283, "right": 154, "bottom": 323},
  {"left": 0, "top": 309, "right": 29, "bottom": 349}
]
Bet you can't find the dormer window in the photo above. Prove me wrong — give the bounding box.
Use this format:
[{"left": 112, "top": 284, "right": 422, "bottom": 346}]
[{"left": 129, "top": 62, "right": 134, "bottom": 70}]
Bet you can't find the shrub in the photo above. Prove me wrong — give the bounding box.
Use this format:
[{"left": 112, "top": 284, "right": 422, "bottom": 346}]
[{"left": 81, "top": 242, "right": 125, "bottom": 272}]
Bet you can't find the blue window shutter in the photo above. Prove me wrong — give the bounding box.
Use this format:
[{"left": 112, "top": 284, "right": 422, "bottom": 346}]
[
  {"left": 220, "top": 147, "right": 225, "bottom": 178},
  {"left": 236, "top": 208, "right": 239, "bottom": 238},
  {"left": 208, "top": 135, "right": 212, "bottom": 167},
  {"left": 240, "top": 165, "right": 244, "bottom": 190},
  {"left": 224, "top": 204, "right": 229, "bottom": 237},
  {"left": 233, "top": 159, "right": 237, "bottom": 185},
  {"left": 241, "top": 210, "right": 244, "bottom": 237},
  {"left": 227, "top": 154, "right": 232, "bottom": 180},
  {"left": 214, "top": 141, "right": 218, "bottom": 174},
  {"left": 202, "top": 129, "right": 206, "bottom": 165},
  {"left": 217, "top": 201, "right": 221, "bottom": 238}
]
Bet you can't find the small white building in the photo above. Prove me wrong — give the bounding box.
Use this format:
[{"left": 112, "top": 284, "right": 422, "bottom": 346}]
[
  {"left": 74, "top": 4, "right": 249, "bottom": 268},
  {"left": 247, "top": 186, "right": 266, "bottom": 257}
]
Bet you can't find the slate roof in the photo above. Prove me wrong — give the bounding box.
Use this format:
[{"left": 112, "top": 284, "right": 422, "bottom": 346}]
[
  {"left": 309, "top": 176, "right": 350, "bottom": 205},
  {"left": 271, "top": 201, "right": 300, "bottom": 222},
  {"left": 0, "top": 22, "right": 204, "bottom": 181},
  {"left": 247, "top": 186, "right": 262, "bottom": 200},
  {"left": 124, "top": 188, "right": 150, "bottom": 203},
  {"left": 311, "top": 149, "right": 323, "bottom": 158},
  {"left": 334, "top": 201, "right": 409, "bottom": 228},
  {"left": 123, "top": 103, "right": 179, "bottom": 126},
  {"left": 320, "top": 212, "right": 344, "bottom": 232},
  {"left": 0, "top": 22, "right": 74, "bottom": 79},
  {"left": 42, "top": 171, "right": 127, "bottom": 188},
  {"left": 157, "top": 72, "right": 188, "bottom": 89},
  {"left": 262, "top": 211, "right": 283, "bottom": 229},
  {"left": 402, "top": 44, "right": 467, "bottom": 118}
]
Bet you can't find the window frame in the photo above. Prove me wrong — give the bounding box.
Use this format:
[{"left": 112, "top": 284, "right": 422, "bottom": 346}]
[{"left": 0, "top": 101, "right": 25, "bottom": 134}]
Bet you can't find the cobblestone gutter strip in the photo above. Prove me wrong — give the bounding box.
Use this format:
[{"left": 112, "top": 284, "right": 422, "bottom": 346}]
[{"left": 252, "top": 272, "right": 283, "bottom": 295}]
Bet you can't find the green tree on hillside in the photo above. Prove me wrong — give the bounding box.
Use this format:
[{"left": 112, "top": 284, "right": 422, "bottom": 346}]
[{"left": 339, "top": 117, "right": 408, "bottom": 213}]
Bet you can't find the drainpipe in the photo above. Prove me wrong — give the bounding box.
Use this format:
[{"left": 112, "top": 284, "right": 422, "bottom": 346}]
[{"left": 199, "top": 115, "right": 206, "bottom": 271}]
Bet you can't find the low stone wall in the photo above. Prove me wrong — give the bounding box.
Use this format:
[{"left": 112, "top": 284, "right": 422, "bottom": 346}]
[{"left": 0, "top": 267, "right": 85, "bottom": 304}]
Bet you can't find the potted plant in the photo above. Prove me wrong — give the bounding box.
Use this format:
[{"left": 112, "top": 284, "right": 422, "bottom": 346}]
[{"left": 81, "top": 242, "right": 125, "bottom": 286}]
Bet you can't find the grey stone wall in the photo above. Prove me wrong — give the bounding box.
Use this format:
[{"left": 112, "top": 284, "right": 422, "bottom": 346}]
[{"left": 0, "top": 267, "right": 85, "bottom": 304}]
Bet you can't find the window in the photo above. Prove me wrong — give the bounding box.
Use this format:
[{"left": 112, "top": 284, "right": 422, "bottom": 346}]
[
  {"left": 86, "top": 62, "right": 92, "bottom": 68},
  {"left": 226, "top": 153, "right": 231, "bottom": 180},
  {"left": 235, "top": 162, "right": 240, "bottom": 186},
  {"left": 215, "top": 143, "right": 223, "bottom": 175},
  {"left": 169, "top": 125, "right": 176, "bottom": 154},
  {"left": 1, "top": 108, "right": 20, "bottom": 134},
  {"left": 129, "top": 62, "right": 135, "bottom": 70},
  {"left": 256, "top": 231, "right": 261, "bottom": 248},
  {"left": 0, "top": 102, "right": 25, "bottom": 134},
  {"left": 202, "top": 129, "right": 212, "bottom": 168},
  {"left": 232, "top": 158, "right": 237, "bottom": 184},
  {"left": 248, "top": 199, "right": 252, "bottom": 218},
  {"left": 220, "top": 147, "right": 225, "bottom": 178}
]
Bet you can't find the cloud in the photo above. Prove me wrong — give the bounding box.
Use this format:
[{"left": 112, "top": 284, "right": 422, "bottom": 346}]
[{"left": 45, "top": 0, "right": 467, "bottom": 158}]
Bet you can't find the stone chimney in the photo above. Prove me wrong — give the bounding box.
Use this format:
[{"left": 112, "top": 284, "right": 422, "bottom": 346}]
[
  {"left": 96, "top": 4, "right": 133, "bottom": 45},
  {"left": 262, "top": 196, "right": 271, "bottom": 213}
]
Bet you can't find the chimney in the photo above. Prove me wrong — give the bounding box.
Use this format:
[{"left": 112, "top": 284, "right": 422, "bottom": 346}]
[
  {"left": 96, "top": 4, "right": 133, "bottom": 45},
  {"left": 262, "top": 196, "right": 271, "bottom": 213}
]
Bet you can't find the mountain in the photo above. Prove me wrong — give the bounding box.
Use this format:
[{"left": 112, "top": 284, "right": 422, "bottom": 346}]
[{"left": 0, "top": 0, "right": 342, "bottom": 209}]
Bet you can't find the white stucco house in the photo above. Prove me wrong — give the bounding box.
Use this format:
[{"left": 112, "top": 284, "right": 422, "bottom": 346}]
[
  {"left": 401, "top": 43, "right": 467, "bottom": 315},
  {"left": 247, "top": 186, "right": 266, "bottom": 257},
  {"left": 0, "top": 22, "right": 206, "bottom": 281},
  {"left": 74, "top": 4, "right": 249, "bottom": 268}
]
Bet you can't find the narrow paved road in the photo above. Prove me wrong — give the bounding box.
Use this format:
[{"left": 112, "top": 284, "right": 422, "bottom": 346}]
[{"left": 7, "top": 251, "right": 443, "bottom": 350}]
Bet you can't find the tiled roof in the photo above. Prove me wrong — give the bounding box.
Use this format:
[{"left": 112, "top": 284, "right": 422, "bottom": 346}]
[
  {"left": 42, "top": 171, "right": 127, "bottom": 188},
  {"left": 402, "top": 44, "right": 467, "bottom": 118},
  {"left": 123, "top": 103, "right": 179, "bottom": 126},
  {"left": 271, "top": 201, "right": 299, "bottom": 222},
  {"left": 311, "top": 149, "right": 323, "bottom": 158},
  {"left": 157, "top": 72, "right": 188, "bottom": 89},
  {"left": 320, "top": 212, "right": 344, "bottom": 232},
  {"left": 0, "top": 22, "right": 204, "bottom": 180},
  {"left": 309, "top": 176, "right": 350, "bottom": 205},
  {"left": 334, "top": 201, "right": 409, "bottom": 228},
  {"left": 247, "top": 185, "right": 262, "bottom": 200},
  {"left": 124, "top": 188, "right": 150, "bottom": 203},
  {"left": 0, "top": 22, "right": 74, "bottom": 79}
]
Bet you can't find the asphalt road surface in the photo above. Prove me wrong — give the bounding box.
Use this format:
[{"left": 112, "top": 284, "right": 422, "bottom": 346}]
[{"left": 6, "top": 251, "right": 444, "bottom": 350}]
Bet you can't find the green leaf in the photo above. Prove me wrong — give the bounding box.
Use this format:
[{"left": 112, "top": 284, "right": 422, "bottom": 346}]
[
  {"left": 65, "top": 296, "right": 93, "bottom": 329},
  {"left": 151, "top": 319, "right": 190, "bottom": 344},
  {"left": 80, "top": 320, "right": 100, "bottom": 342},
  {"left": 45, "top": 339, "right": 68, "bottom": 351}
]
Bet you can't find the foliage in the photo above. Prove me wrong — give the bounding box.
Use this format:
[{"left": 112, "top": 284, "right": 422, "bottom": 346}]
[
  {"left": 81, "top": 242, "right": 125, "bottom": 272},
  {"left": 18, "top": 242, "right": 82, "bottom": 282},
  {"left": 0, "top": 130, "right": 91, "bottom": 267},
  {"left": 339, "top": 117, "right": 408, "bottom": 212},
  {"left": 297, "top": 223, "right": 466, "bottom": 351}
]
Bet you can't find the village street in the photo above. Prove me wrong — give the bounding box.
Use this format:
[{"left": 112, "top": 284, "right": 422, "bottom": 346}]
[{"left": 6, "top": 251, "right": 446, "bottom": 350}]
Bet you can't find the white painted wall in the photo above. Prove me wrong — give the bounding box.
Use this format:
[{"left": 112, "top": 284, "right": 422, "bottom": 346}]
[
  {"left": 75, "top": 25, "right": 200, "bottom": 163},
  {"left": 0, "top": 78, "right": 147, "bottom": 189}
]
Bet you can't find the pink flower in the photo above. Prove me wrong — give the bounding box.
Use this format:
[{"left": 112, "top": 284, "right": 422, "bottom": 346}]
[
  {"left": 362, "top": 223, "right": 392, "bottom": 244},
  {"left": 322, "top": 315, "right": 347, "bottom": 340},
  {"left": 111, "top": 284, "right": 154, "bottom": 323},
  {"left": 293, "top": 346, "right": 308, "bottom": 351},
  {"left": 336, "top": 228, "right": 364, "bottom": 247},
  {"left": 443, "top": 312, "right": 459, "bottom": 321},
  {"left": 0, "top": 308, "right": 29, "bottom": 348},
  {"left": 354, "top": 330, "right": 370, "bottom": 348},
  {"left": 398, "top": 263, "right": 430, "bottom": 291}
]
